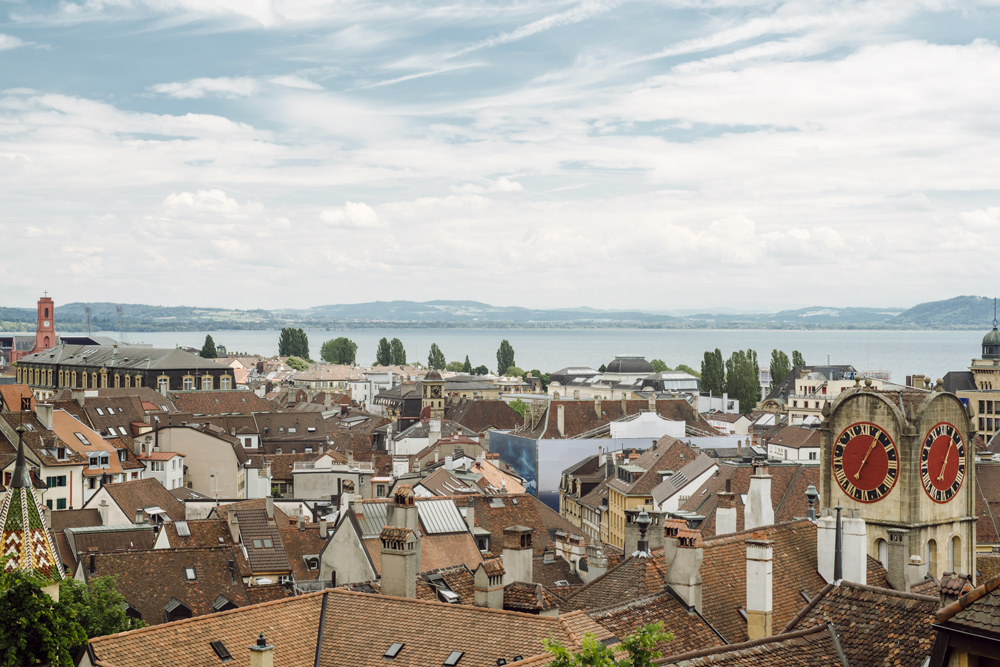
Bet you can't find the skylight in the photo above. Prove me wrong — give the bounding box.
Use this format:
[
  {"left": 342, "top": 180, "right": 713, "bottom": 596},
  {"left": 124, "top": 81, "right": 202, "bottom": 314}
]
[
  {"left": 74, "top": 432, "right": 91, "bottom": 445},
  {"left": 253, "top": 539, "right": 263, "bottom": 548},
  {"left": 184, "top": 567, "right": 196, "bottom": 580},
  {"left": 209, "top": 640, "right": 232, "bottom": 662},
  {"left": 383, "top": 643, "right": 404, "bottom": 660},
  {"left": 443, "top": 652, "right": 464, "bottom": 666},
  {"left": 263, "top": 538, "right": 273, "bottom": 548}
]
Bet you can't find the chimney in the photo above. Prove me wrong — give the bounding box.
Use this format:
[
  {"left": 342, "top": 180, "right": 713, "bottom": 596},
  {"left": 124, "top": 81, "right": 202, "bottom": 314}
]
[
  {"left": 380, "top": 525, "right": 420, "bottom": 598},
  {"left": 842, "top": 509, "right": 867, "bottom": 584},
  {"left": 89, "top": 553, "right": 96, "bottom": 575},
  {"left": 745, "top": 534, "right": 773, "bottom": 640},
  {"left": 249, "top": 633, "right": 275, "bottom": 667},
  {"left": 665, "top": 528, "right": 702, "bottom": 612},
  {"left": 391, "top": 486, "right": 419, "bottom": 531},
  {"left": 648, "top": 394, "right": 655, "bottom": 412},
  {"left": 319, "top": 517, "right": 328, "bottom": 539},
  {"left": 817, "top": 510, "right": 836, "bottom": 583},
  {"left": 429, "top": 418, "right": 441, "bottom": 447},
  {"left": 135, "top": 508, "right": 145, "bottom": 525},
  {"left": 265, "top": 496, "right": 274, "bottom": 523},
  {"left": 744, "top": 464, "right": 773, "bottom": 530},
  {"left": 340, "top": 481, "right": 355, "bottom": 515},
  {"left": 716, "top": 485, "right": 737, "bottom": 536},
  {"left": 228, "top": 511, "right": 240, "bottom": 542},
  {"left": 621, "top": 396, "right": 627, "bottom": 415},
  {"left": 72, "top": 390, "right": 86, "bottom": 408},
  {"left": 297, "top": 508, "right": 305, "bottom": 531},
  {"left": 464, "top": 497, "right": 476, "bottom": 531},
  {"left": 573, "top": 389, "right": 580, "bottom": 400},
  {"left": 98, "top": 499, "right": 109, "bottom": 526},
  {"left": 594, "top": 397, "right": 602, "bottom": 419},
  {"left": 584, "top": 545, "right": 608, "bottom": 583},
  {"left": 737, "top": 439, "right": 743, "bottom": 457},
  {"left": 662, "top": 517, "right": 686, "bottom": 571},
  {"left": 36, "top": 403, "right": 54, "bottom": 431},
  {"left": 886, "top": 528, "right": 914, "bottom": 591},
  {"left": 473, "top": 559, "right": 505, "bottom": 609},
  {"left": 502, "top": 526, "right": 533, "bottom": 585},
  {"left": 557, "top": 405, "right": 565, "bottom": 437},
  {"left": 444, "top": 455, "right": 454, "bottom": 471}
]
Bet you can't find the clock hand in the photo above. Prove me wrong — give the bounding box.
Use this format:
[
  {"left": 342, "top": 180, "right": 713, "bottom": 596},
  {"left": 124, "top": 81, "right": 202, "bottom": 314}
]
[
  {"left": 936, "top": 442, "right": 953, "bottom": 483},
  {"left": 853, "top": 438, "right": 878, "bottom": 480}
]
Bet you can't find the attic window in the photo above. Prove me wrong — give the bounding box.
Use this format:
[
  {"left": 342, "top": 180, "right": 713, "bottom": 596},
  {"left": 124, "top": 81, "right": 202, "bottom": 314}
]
[
  {"left": 74, "top": 432, "right": 91, "bottom": 445},
  {"left": 184, "top": 567, "right": 197, "bottom": 580},
  {"left": 384, "top": 643, "right": 405, "bottom": 660},
  {"left": 95, "top": 408, "right": 105, "bottom": 416},
  {"left": 554, "top": 580, "right": 570, "bottom": 587},
  {"left": 253, "top": 539, "right": 263, "bottom": 548},
  {"left": 119, "top": 426, "right": 128, "bottom": 436},
  {"left": 737, "top": 608, "right": 747, "bottom": 621},
  {"left": 307, "top": 427, "right": 316, "bottom": 433},
  {"left": 210, "top": 640, "right": 233, "bottom": 662},
  {"left": 263, "top": 538, "right": 273, "bottom": 548},
  {"left": 444, "top": 652, "right": 464, "bottom": 666},
  {"left": 118, "top": 407, "right": 124, "bottom": 413},
  {"left": 288, "top": 427, "right": 297, "bottom": 434}
]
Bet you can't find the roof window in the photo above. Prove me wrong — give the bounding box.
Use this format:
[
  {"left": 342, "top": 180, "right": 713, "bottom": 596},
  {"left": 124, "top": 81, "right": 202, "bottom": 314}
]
[
  {"left": 444, "top": 651, "right": 464, "bottom": 666},
  {"left": 184, "top": 567, "right": 197, "bottom": 580},
  {"left": 263, "top": 538, "right": 273, "bottom": 548},
  {"left": 95, "top": 408, "right": 105, "bottom": 416},
  {"left": 253, "top": 539, "right": 263, "bottom": 548},
  {"left": 210, "top": 640, "right": 233, "bottom": 662},
  {"left": 384, "top": 643, "right": 405, "bottom": 660},
  {"left": 75, "top": 432, "right": 91, "bottom": 445}
]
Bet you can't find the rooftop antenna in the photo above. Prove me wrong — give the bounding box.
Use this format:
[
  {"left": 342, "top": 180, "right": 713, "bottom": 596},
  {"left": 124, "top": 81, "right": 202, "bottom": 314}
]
[
  {"left": 84, "top": 306, "right": 93, "bottom": 337},
  {"left": 116, "top": 305, "right": 130, "bottom": 346},
  {"left": 994, "top": 297, "right": 997, "bottom": 329}
]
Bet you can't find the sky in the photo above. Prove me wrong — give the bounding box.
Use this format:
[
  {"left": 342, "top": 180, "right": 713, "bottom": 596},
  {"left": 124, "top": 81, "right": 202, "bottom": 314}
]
[{"left": 1, "top": 0, "right": 999, "bottom": 313}]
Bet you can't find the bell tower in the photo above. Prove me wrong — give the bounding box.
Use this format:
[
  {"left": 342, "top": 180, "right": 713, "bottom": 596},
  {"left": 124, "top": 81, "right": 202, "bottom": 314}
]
[
  {"left": 421, "top": 370, "right": 445, "bottom": 420},
  {"left": 32, "top": 293, "right": 56, "bottom": 354}
]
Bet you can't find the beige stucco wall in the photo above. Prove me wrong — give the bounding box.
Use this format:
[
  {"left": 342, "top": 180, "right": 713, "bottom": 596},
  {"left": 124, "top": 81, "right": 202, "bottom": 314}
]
[{"left": 155, "top": 428, "right": 243, "bottom": 499}]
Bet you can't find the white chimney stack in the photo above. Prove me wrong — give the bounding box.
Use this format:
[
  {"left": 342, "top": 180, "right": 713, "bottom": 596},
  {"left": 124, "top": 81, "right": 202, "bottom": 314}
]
[
  {"left": 716, "top": 488, "right": 737, "bottom": 536},
  {"left": 429, "top": 418, "right": 441, "bottom": 447},
  {"left": 744, "top": 464, "right": 773, "bottom": 531},
  {"left": 817, "top": 512, "right": 836, "bottom": 583},
  {"left": 502, "top": 526, "right": 533, "bottom": 585},
  {"left": 557, "top": 405, "right": 565, "bottom": 437},
  {"left": 842, "top": 510, "right": 867, "bottom": 584},
  {"left": 746, "top": 534, "right": 773, "bottom": 640},
  {"left": 664, "top": 527, "right": 702, "bottom": 612}
]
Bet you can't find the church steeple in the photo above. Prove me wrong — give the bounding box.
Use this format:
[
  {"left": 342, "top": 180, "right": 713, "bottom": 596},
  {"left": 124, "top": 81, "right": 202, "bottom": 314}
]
[
  {"left": 0, "top": 429, "right": 64, "bottom": 583},
  {"left": 984, "top": 298, "right": 1000, "bottom": 360}
]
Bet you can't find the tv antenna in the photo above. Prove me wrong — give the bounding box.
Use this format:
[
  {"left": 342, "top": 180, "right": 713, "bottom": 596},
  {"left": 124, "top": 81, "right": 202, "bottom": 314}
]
[
  {"left": 84, "top": 306, "right": 93, "bottom": 337},
  {"left": 116, "top": 305, "right": 130, "bottom": 346}
]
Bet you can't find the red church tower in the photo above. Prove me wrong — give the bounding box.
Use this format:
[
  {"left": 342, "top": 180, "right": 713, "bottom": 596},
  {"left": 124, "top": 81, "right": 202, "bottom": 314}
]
[{"left": 31, "top": 293, "right": 56, "bottom": 354}]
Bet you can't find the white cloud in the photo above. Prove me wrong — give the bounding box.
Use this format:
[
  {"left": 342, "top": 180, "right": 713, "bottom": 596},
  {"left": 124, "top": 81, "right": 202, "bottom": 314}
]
[
  {"left": 161, "top": 189, "right": 263, "bottom": 217},
  {"left": 320, "top": 201, "right": 384, "bottom": 229},
  {"left": 150, "top": 77, "right": 260, "bottom": 99},
  {"left": 0, "top": 34, "right": 27, "bottom": 51},
  {"left": 452, "top": 177, "right": 524, "bottom": 193}
]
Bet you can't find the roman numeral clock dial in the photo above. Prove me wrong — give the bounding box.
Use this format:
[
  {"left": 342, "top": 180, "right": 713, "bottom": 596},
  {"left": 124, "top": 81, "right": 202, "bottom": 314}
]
[
  {"left": 920, "top": 422, "right": 966, "bottom": 503},
  {"left": 832, "top": 422, "right": 899, "bottom": 503}
]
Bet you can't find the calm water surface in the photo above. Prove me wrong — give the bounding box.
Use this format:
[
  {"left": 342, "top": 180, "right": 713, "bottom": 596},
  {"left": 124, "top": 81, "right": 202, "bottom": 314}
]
[{"left": 96, "top": 329, "right": 987, "bottom": 383}]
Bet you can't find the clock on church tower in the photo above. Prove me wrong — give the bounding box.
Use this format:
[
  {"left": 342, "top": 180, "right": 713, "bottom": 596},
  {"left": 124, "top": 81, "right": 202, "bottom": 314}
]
[
  {"left": 31, "top": 293, "right": 56, "bottom": 354},
  {"left": 820, "top": 379, "right": 975, "bottom": 589}
]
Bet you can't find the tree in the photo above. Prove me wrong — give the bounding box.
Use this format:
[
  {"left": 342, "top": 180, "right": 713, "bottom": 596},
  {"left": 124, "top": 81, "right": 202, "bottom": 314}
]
[
  {"left": 0, "top": 569, "right": 88, "bottom": 667},
  {"left": 278, "top": 327, "right": 309, "bottom": 359},
  {"left": 676, "top": 364, "right": 700, "bottom": 378},
  {"left": 529, "top": 369, "right": 550, "bottom": 391},
  {"left": 544, "top": 622, "right": 671, "bottom": 667},
  {"left": 199, "top": 334, "right": 217, "bottom": 359},
  {"left": 286, "top": 356, "right": 309, "bottom": 371},
  {"left": 598, "top": 363, "right": 607, "bottom": 373},
  {"left": 390, "top": 338, "right": 406, "bottom": 366},
  {"left": 375, "top": 338, "right": 392, "bottom": 366},
  {"left": 701, "top": 349, "right": 725, "bottom": 395},
  {"left": 509, "top": 399, "right": 529, "bottom": 420},
  {"left": 792, "top": 350, "right": 806, "bottom": 367},
  {"left": 650, "top": 359, "right": 670, "bottom": 373},
  {"left": 474, "top": 365, "right": 489, "bottom": 375},
  {"left": 463, "top": 355, "right": 473, "bottom": 374},
  {"left": 496, "top": 340, "right": 515, "bottom": 376},
  {"left": 59, "top": 576, "right": 146, "bottom": 639},
  {"left": 504, "top": 366, "right": 525, "bottom": 378},
  {"left": 725, "top": 348, "right": 762, "bottom": 414},
  {"left": 321, "top": 337, "right": 358, "bottom": 365},
  {"left": 446, "top": 361, "right": 466, "bottom": 372},
  {"left": 428, "top": 343, "right": 446, "bottom": 370},
  {"left": 769, "top": 349, "right": 791, "bottom": 391}
]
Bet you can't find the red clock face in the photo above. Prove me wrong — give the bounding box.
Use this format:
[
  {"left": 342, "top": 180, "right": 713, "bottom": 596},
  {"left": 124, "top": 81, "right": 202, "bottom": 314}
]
[
  {"left": 920, "top": 422, "right": 966, "bottom": 503},
  {"left": 832, "top": 422, "right": 899, "bottom": 503}
]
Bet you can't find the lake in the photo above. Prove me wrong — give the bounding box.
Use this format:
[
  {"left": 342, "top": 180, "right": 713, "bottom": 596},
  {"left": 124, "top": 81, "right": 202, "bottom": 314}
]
[{"left": 94, "top": 328, "right": 989, "bottom": 383}]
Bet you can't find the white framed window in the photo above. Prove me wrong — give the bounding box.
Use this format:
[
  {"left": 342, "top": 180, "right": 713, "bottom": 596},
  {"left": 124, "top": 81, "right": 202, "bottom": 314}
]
[
  {"left": 202, "top": 376, "right": 212, "bottom": 390},
  {"left": 183, "top": 377, "right": 194, "bottom": 390},
  {"left": 220, "top": 377, "right": 231, "bottom": 390}
]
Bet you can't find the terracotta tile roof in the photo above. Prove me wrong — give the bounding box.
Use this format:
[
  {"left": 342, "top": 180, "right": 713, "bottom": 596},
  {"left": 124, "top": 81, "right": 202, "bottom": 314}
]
[
  {"left": 936, "top": 572, "right": 1000, "bottom": 634},
  {"left": 528, "top": 399, "right": 718, "bottom": 440},
  {"left": 469, "top": 460, "right": 526, "bottom": 494},
  {"left": 444, "top": 398, "right": 522, "bottom": 433},
  {"left": 559, "top": 553, "right": 668, "bottom": 612},
  {"left": 362, "top": 532, "right": 484, "bottom": 576},
  {"left": 48, "top": 508, "right": 101, "bottom": 531},
  {"left": 698, "top": 520, "right": 826, "bottom": 643},
  {"left": 97, "top": 477, "right": 187, "bottom": 523},
  {"left": 532, "top": 554, "right": 584, "bottom": 589},
  {"left": 866, "top": 555, "right": 890, "bottom": 589},
  {"left": 976, "top": 553, "right": 1000, "bottom": 582},
  {"left": 656, "top": 623, "right": 849, "bottom": 666},
  {"left": 265, "top": 452, "right": 323, "bottom": 482},
  {"left": 161, "top": 519, "right": 252, "bottom": 577},
  {"left": 84, "top": 546, "right": 251, "bottom": 625},
  {"left": 89, "top": 588, "right": 581, "bottom": 667},
  {"left": 765, "top": 426, "right": 820, "bottom": 449},
  {"left": 471, "top": 493, "right": 588, "bottom": 557},
  {"left": 974, "top": 462, "right": 1000, "bottom": 544},
  {"left": 246, "top": 583, "right": 292, "bottom": 604},
  {"left": 235, "top": 508, "right": 291, "bottom": 574},
  {"left": 586, "top": 590, "right": 725, "bottom": 658},
  {"left": 68, "top": 525, "right": 157, "bottom": 557},
  {"left": 278, "top": 524, "right": 327, "bottom": 581},
  {"left": 0, "top": 384, "right": 34, "bottom": 413},
  {"left": 784, "top": 581, "right": 938, "bottom": 667},
  {"left": 168, "top": 390, "right": 272, "bottom": 416},
  {"left": 609, "top": 438, "right": 699, "bottom": 496},
  {"left": 504, "top": 581, "right": 561, "bottom": 613},
  {"left": 677, "top": 462, "right": 820, "bottom": 538}
]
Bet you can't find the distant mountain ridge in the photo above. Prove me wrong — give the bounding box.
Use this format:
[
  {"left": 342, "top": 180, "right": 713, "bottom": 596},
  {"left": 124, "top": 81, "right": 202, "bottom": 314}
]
[{"left": 0, "top": 296, "right": 993, "bottom": 331}]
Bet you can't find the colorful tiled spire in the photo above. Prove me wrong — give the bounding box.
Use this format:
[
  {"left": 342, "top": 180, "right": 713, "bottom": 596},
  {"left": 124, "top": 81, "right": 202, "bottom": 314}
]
[{"left": 0, "top": 428, "right": 64, "bottom": 580}]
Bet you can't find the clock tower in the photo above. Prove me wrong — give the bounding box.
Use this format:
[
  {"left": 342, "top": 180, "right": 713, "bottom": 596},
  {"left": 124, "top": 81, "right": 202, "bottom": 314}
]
[
  {"left": 421, "top": 370, "right": 445, "bottom": 421},
  {"left": 820, "top": 379, "right": 975, "bottom": 589},
  {"left": 31, "top": 294, "right": 56, "bottom": 354}
]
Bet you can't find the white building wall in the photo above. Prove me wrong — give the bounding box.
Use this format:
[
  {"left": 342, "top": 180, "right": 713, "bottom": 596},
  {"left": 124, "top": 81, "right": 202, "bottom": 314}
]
[{"left": 610, "top": 412, "right": 685, "bottom": 439}]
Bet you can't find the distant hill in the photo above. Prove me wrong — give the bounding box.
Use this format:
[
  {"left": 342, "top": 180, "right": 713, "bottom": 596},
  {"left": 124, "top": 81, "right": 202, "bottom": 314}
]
[
  {"left": 0, "top": 296, "right": 994, "bottom": 331},
  {"left": 892, "top": 295, "right": 997, "bottom": 327}
]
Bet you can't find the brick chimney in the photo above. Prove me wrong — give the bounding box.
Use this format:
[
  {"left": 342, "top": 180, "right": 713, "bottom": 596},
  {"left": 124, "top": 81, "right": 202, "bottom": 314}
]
[
  {"left": 744, "top": 463, "right": 773, "bottom": 530},
  {"left": 746, "top": 534, "right": 773, "bottom": 640},
  {"left": 665, "top": 528, "right": 702, "bottom": 612},
  {"left": 474, "top": 559, "right": 505, "bottom": 609},
  {"left": 502, "top": 525, "right": 533, "bottom": 585},
  {"left": 249, "top": 633, "right": 275, "bottom": 667}
]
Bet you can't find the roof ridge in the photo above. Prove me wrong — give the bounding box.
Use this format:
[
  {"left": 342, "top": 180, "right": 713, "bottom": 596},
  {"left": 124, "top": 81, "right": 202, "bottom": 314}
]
[
  {"left": 332, "top": 588, "right": 562, "bottom": 620},
  {"left": 836, "top": 579, "right": 938, "bottom": 603},
  {"left": 780, "top": 582, "right": 834, "bottom": 633},
  {"left": 936, "top": 571, "right": 1000, "bottom": 622},
  {"left": 652, "top": 623, "right": 834, "bottom": 664}
]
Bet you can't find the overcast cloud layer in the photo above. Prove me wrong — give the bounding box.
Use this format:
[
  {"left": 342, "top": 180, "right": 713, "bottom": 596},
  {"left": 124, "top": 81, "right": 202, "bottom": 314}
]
[{"left": 1, "top": 0, "right": 999, "bottom": 311}]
